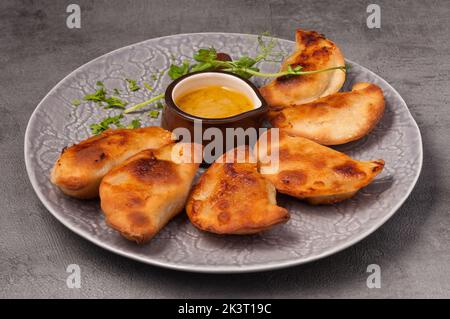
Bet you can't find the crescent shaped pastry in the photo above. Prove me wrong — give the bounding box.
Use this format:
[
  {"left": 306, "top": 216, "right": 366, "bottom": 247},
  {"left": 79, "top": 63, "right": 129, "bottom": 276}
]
[
  {"left": 100, "top": 143, "right": 202, "bottom": 243},
  {"left": 51, "top": 127, "right": 175, "bottom": 199},
  {"left": 260, "top": 29, "right": 346, "bottom": 108},
  {"left": 269, "top": 82, "right": 385, "bottom": 145},
  {"left": 255, "top": 130, "right": 385, "bottom": 205},
  {"left": 186, "top": 146, "right": 289, "bottom": 234}
]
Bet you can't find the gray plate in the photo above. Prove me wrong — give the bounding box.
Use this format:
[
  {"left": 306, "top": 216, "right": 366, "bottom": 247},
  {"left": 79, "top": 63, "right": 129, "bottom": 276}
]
[{"left": 24, "top": 33, "right": 423, "bottom": 273}]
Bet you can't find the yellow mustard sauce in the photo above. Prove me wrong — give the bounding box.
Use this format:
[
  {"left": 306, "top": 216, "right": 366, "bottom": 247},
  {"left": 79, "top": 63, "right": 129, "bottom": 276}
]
[{"left": 175, "top": 85, "right": 254, "bottom": 118}]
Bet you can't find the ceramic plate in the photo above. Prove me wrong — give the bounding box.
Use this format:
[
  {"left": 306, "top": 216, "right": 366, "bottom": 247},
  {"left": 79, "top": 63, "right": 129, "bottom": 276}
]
[{"left": 24, "top": 33, "right": 422, "bottom": 273}]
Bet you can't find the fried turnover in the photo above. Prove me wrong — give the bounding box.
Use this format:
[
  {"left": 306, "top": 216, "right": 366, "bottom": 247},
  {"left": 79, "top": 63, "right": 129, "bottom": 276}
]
[
  {"left": 260, "top": 29, "right": 346, "bottom": 108},
  {"left": 186, "top": 147, "right": 289, "bottom": 235},
  {"left": 268, "top": 82, "right": 385, "bottom": 145},
  {"left": 51, "top": 127, "right": 175, "bottom": 199},
  {"left": 100, "top": 143, "right": 202, "bottom": 243},
  {"left": 255, "top": 130, "right": 385, "bottom": 205}
]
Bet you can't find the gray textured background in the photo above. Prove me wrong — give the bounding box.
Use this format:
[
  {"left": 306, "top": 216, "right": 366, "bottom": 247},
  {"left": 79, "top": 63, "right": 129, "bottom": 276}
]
[{"left": 1, "top": 0, "right": 449, "bottom": 298}]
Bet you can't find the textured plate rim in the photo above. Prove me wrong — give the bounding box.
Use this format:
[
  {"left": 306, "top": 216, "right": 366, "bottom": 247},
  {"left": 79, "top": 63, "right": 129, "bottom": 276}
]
[{"left": 24, "top": 32, "right": 423, "bottom": 273}]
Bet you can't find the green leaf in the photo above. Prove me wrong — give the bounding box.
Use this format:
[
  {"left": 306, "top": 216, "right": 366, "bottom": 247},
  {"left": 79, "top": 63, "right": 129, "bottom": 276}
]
[
  {"left": 89, "top": 124, "right": 103, "bottom": 135},
  {"left": 126, "top": 119, "right": 141, "bottom": 129},
  {"left": 155, "top": 102, "right": 164, "bottom": 109},
  {"left": 126, "top": 79, "right": 140, "bottom": 91},
  {"left": 233, "top": 66, "right": 260, "bottom": 79},
  {"left": 96, "top": 81, "right": 104, "bottom": 87},
  {"left": 148, "top": 110, "right": 160, "bottom": 118},
  {"left": 234, "top": 56, "right": 257, "bottom": 68},
  {"left": 113, "top": 88, "right": 121, "bottom": 95},
  {"left": 104, "top": 96, "right": 127, "bottom": 109},
  {"left": 89, "top": 114, "right": 124, "bottom": 135},
  {"left": 167, "top": 61, "right": 190, "bottom": 80},
  {"left": 193, "top": 47, "right": 217, "bottom": 62},
  {"left": 143, "top": 82, "right": 153, "bottom": 91},
  {"left": 83, "top": 87, "right": 106, "bottom": 102},
  {"left": 190, "top": 62, "right": 213, "bottom": 72},
  {"left": 71, "top": 99, "right": 81, "bottom": 106}
]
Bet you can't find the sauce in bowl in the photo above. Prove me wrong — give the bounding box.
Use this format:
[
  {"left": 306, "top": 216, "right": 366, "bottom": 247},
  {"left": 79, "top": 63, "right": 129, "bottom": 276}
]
[{"left": 175, "top": 85, "right": 254, "bottom": 119}]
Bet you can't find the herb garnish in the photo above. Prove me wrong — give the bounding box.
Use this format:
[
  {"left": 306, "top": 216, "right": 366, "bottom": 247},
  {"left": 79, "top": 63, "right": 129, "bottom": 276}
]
[
  {"left": 167, "top": 33, "right": 345, "bottom": 80},
  {"left": 104, "top": 96, "right": 127, "bottom": 109},
  {"left": 83, "top": 83, "right": 107, "bottom": 102},
  {"left": 148, "top": 110, "right": 160, "bottom": 118},
  {"left": 71, "top": 99, "right": 81, "bottom": 106},
  {"left": 126, "top": 79, "right": 140, "bottom": 91},
  {"left": 83, "top": 82, "right": 127, "bottom": 109},
  {"left": 168, "top": 61, "right": 190, "bottom": 80},
  {"left": 143, "top": 82, "right": 153, "bottom": 91},
  {"left": 90, "top": 115, "right": 142, "bottom": 134},
  {"left": 127, "top": 119, "right": 141, "bottom": 129},
  {"left": 90, "top": 114, "right": 124, "bottom": 135},
  {"left": 124, "top": 93, "right": 164, "bottom": 114},
  {"left": 168, "top": 46, "right": 345, "bottom": 80}
]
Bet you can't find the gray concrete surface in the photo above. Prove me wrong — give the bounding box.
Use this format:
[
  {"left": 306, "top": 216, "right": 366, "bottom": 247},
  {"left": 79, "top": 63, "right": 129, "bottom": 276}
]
[{"left": 1, "top": 0, "right": 449, "bottom": 298}]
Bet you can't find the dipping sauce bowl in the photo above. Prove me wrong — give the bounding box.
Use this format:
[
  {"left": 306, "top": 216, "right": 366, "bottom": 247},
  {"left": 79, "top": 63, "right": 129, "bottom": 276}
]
[{"left": 162, "top": 71, "right": 268, "bottom": 158}]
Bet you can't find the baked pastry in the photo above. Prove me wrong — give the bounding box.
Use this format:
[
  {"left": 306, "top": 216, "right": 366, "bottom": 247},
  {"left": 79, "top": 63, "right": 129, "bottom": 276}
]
[
  {"left": 269, "top": 82, "right": 385, "bottom": 145},
  {"left": 51, "top": 127, "right": 175, "bottom": 199},
  {"left": 100, "top": 143, "right": 202, "bottom": 243},
  {"left": 260, "top": 29, "right": 346, "bottom": 108},
  {"left": 186, "top": 147, "right": 289, "bottom": 234},
  {"left": 255, "top": 130, "right": 385, "bottom": 204}
]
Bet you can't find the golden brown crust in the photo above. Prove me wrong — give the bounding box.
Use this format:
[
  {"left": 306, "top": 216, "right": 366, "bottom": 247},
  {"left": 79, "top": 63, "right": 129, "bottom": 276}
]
[
  {"left": 100, "top": 143, "right": 202, "bottom": 243},
  {"left": 50, "top": 127, "right": 175, "bottom": 199},
  {"left": 268, "top": 82, "right": 385, "bottom": 145},
  {"left": 255, "top": 130, "right": 385, "bottom": 204},
  {"left": 186, "top": 147, "right": 289, "bottom": 234},
  {"left": 260, "top": 29, "right": 346, "bottom": 108}
]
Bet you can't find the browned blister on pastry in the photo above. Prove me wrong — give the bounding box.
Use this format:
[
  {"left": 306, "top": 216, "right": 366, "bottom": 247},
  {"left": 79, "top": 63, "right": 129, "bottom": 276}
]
[
  {"left": 100, "top": 143, "right": 202, "bottom": 243},
  {"left": 255, "top": 130, "right": 384, "bottom": 204},
  {"left": 269, "top": 82, "right": 385, "bottom": 145},
  {"left": 260, "top": 29, "right": 346, "bottom": 108},
  {"left": 186, "top": 147, "right": 289, "bottom": 235},
  {"left": 50, "top": 127, "right": 175, "bottom": 199}
]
